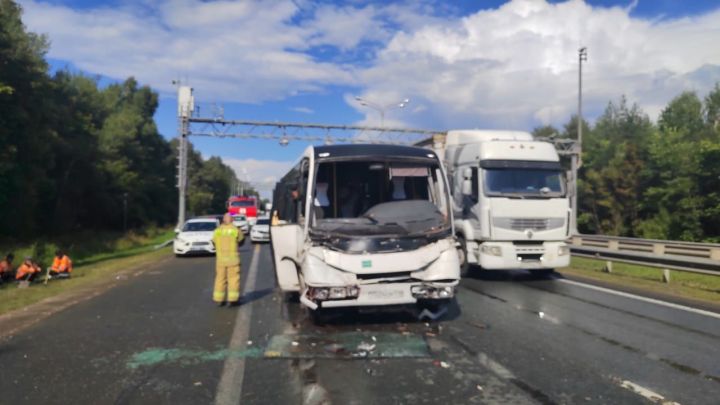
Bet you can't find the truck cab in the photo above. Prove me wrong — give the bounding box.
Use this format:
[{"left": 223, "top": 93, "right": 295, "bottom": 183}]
[{"left": 443, "top": 130, "right": 571, "bottom": 273}]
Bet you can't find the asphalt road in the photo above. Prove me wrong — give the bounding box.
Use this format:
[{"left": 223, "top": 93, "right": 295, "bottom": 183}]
[{"left": 1, "top": 244, "right": 719, "bottom": 405}]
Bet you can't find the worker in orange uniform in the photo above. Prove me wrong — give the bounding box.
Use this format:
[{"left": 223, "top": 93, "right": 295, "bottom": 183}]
[
  {"left": 48, "top": 250, "right": 73, "bottom": 279},
  {"left": 0, "top": 253, "right": 15, "bottom": 283},
  {"left": 213, "top": 213, "right": 244, "bottom": 307},
  {"left": 15, "top": 257, "right": 41, "bottom": 282}
]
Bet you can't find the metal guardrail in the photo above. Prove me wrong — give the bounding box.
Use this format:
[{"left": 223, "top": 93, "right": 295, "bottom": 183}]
[
  {"left": 569, "top": 234, "right": 720, "bottom": 276},
  {"left": 154, "top": 239, "right": 174, "bottom": 250}
]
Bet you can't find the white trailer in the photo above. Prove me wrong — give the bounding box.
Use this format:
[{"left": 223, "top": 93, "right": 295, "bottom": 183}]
[
  {"left": 439, "top": 130, "right": 571, "bottom": 275},
  {"left": 270, "top": 144, "right": 459, "bottom": 319}
]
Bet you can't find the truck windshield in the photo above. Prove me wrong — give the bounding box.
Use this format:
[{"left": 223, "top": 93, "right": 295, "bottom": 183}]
[
  {"left": 484, "top": 168, "right": 565, "bottom": 198},
  {"left": 230, "top": 201, "right": 255, "bottom": 207},
  {"left": 310, "top": 159, "right": 450, "bottom": 237}
]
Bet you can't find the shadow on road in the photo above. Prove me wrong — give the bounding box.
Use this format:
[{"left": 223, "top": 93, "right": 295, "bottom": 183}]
[
  {"left": 241, "top": 287, "right": 274, "bottom": 306},
  {"left": 308, "top": 298, "right": 462, "bottom": 326},
  {"left": 464, "top": 267, "right": 562, "bottom": 283}
]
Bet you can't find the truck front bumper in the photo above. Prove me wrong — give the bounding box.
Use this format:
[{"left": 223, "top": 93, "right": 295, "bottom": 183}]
[{"left": 476, "top": 241, "right": 570, "bottom": 270}]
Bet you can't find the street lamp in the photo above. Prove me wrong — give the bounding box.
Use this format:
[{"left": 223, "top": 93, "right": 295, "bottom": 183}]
[
  {"left": 354, "top": 96, "right": 410, "bottom": 127},
  {"left": 577, "top": 47, "right": 587, "bottom": 154},
  {"left": 572, "top": 46, "right": 587, "bottom": 235}
]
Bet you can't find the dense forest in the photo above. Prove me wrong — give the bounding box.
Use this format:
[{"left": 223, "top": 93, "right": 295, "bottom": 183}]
[
  {"left": 0, "top": 1, "right": 242, "bottom": 239},
  {"left": 533, "top": 86, "right": 720, "bottom": 242}
]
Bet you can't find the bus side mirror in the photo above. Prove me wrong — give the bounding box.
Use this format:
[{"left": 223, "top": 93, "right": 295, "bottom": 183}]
[{"left": 174, "top": 227, "right": 181, "bottom": 234}]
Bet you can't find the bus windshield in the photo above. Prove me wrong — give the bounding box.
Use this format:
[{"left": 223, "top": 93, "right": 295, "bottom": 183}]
[{"left": 310, "top": 159, "right": 450, "bottom": 237}]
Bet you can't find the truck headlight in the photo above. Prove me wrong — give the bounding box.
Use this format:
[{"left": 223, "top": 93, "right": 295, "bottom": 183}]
[
  {"left": 558, "top": 245, "right": 570, "bottom": 256},
  {"left": 481, "top": 245, "right": 502, "bottom": 256}
]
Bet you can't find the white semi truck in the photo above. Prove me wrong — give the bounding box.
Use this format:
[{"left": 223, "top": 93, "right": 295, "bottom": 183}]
[
  {"left": 270, "top": 144, "right": 460, "bottom": 320},
  {"left": 437, "top": 130, "right": 571, "bottom": 275}
]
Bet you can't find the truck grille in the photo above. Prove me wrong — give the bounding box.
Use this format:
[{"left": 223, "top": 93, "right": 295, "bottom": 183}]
[{"left": 494, "top": 218, "right": 564, "bottom": 231}]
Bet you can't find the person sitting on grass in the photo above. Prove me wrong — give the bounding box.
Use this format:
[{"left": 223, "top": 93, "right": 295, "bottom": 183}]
[
  {"left": 48, "top": 250, "right": 72, "bottom": 279},
  {"left": 0, "top": 253, "right": 15, "bottom": 284},
  {"left": 15, "top": 257, "right": 41, "bottom": 282}
]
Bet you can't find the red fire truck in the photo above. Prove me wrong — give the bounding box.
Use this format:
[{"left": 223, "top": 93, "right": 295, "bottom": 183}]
[{"left": 227, "top": 196, "right": 258, "bottom": 225}]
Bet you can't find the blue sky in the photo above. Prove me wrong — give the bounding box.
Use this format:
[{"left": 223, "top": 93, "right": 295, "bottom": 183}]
[{"left": 22, "top": 0, "right": 720, "bottom": 196}]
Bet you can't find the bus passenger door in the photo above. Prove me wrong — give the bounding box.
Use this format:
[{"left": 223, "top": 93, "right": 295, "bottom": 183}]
[
  {"left": 270, "top": 162, "right": 306, "bottom": 292},
  {"left": 270, "top": 223, "right": 302, "bottom": 292}
]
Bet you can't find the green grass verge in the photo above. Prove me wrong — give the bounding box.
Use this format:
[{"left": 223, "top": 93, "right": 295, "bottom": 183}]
[
  {"left": 0, "top": 228, "right": 174, "bottom": 316},
  {"left": 0, "top": 247, "right": 170, "bottom": 315},
  {"left": 559, "top": 257, "right": 720, "bottom": 305},
  {"left": 0, "top": 227, "right": 174, "bottom": 267}
]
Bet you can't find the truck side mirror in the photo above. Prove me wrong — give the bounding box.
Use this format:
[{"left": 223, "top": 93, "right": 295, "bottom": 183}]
[
  {"left": 462, "top": 179, "right": 473, "bottom": 196},
  {"left": 463, "top": 167, "right": 472, "bottom": 179}
]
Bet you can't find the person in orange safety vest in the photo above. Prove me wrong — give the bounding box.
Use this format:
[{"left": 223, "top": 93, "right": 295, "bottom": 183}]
[
  {"left": 15, "top": 257, "right": 41, "bottom": 282},
  {"left": 0, "top": 253, "right": 15, "bottom": 283},
  {"left": 48, "top": 250, "right": 72, "bottom": 279}
]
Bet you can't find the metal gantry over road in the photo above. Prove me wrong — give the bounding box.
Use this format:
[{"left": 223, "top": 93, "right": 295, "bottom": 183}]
[{"left": 174, "top": 86, "right": 581, "bottom": 227}]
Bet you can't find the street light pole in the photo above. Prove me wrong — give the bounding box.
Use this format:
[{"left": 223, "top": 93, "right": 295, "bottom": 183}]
[
  {"left": 354, "top": 96, "right": 410, "bottom": 127},
  {"left": 176, "top": 84, "right": 194, "bottom": 228},
  {"left": 572, "top": 46, "right": 587, "bottom": 235}
]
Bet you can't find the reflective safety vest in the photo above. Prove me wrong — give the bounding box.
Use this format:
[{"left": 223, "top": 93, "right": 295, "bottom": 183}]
[
  {"left": 52, "top": 255, "right": 72, "bottom": 272},
  {"left": 213, "top": 224, "right": 243, "bottom": 265},
  {"left": 16, "top": 263, "right": 39, "bottom": 280}
]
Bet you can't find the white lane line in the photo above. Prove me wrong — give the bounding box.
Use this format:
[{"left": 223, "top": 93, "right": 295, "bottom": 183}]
[
  {"left": 476, "top": 352, "right": 516, "bottom": 380},
  {"left": 215, "top": 244, "right": 261, "bottom": 405},
  {"left": 557, "top": 279, "right": 720, "bottom": 320},
  {"left": 615, "top": 378, "right": 681, "bottom": 405}
]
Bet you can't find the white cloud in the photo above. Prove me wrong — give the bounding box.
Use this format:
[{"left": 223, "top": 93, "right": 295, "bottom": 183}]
[
  {"left": 19, "top": 0, "right": 720, "bottom": 130},
  {"left": 290, "top": 106, "right": 315, "bottom": 114},
  {"left": 222, "top": 158, "right": 293, "bottom": 199},
  {"left": 19, "top": 0, "right": 355, "bottom": 102},
  {"left": 354, "top": 0, "right": 720, "bottom": 129}
]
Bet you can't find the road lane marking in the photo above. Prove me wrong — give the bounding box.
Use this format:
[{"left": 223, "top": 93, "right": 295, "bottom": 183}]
[
  {"left": 614, "top": 378, "right": 681, "bottom": 405},
  {"left": 557, "top": 279, "right": 720, "bottom": 320},
  {"left": 215, "top": 244, "right": 261, "bottom": 405}
]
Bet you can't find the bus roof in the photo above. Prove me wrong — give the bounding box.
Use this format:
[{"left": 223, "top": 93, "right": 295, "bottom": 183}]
[{"left": 313, "top": 144, "right": 437, "bottom": 160}]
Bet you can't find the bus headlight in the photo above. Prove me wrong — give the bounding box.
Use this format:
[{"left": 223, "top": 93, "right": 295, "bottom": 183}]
[
  {"left": 481, "top": 245, "right": 502, "bottom": 256},
  {"left": 411, "top": 285, "right": 455, "bottom": 299},
  {"left": 309, "top": 286, "right": 359, "bottom": 301}
]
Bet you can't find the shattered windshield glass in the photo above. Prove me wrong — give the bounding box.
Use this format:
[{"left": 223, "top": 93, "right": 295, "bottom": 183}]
[{"left": 310, "top": 160, "right": 449, "bottom": 237}]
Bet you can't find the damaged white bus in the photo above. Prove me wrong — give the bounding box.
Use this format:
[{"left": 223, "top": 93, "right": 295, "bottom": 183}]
[{"left": 270, "top": 144, "right": 460, "bottom": 319}]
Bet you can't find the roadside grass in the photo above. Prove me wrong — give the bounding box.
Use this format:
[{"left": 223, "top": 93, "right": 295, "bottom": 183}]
[
  {"left": 559, "top": 257, "right": 720, "bottom": 305},
  {"left": 0, "top": 228, "right": 174, "bottom": 315},
  {"left": 0, "top": 227, "right": 174, "bottom": 267}
]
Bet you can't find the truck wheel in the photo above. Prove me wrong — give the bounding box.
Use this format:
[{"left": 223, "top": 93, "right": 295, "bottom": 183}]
[{"left": 457, "top": 236, "right": 471, "bottom": 277}]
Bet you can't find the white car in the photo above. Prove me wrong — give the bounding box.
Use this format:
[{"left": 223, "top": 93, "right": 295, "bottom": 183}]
[
  {"left": 232, "top": 214, "right": 250, "bottom": 233},
  {"left": 173, "top": 218, "right": 219, "bottom": 256},
  {"left": 250, "top": 217, "right": 270, "bottom": 243}
]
